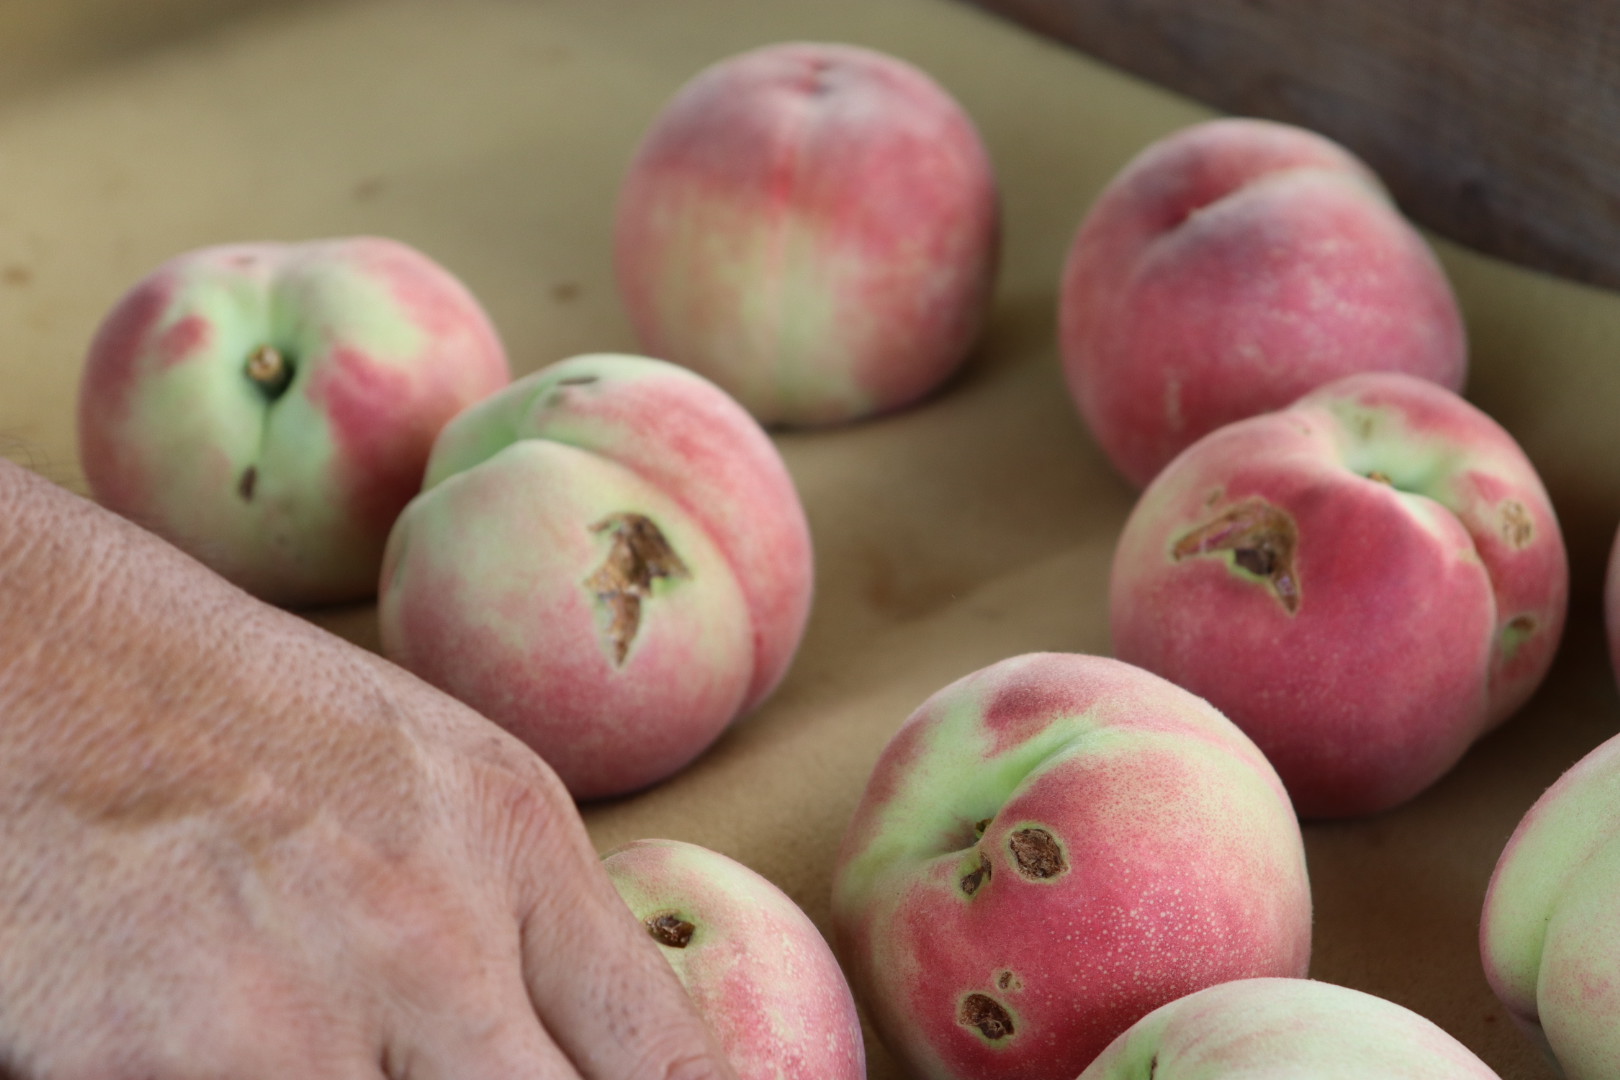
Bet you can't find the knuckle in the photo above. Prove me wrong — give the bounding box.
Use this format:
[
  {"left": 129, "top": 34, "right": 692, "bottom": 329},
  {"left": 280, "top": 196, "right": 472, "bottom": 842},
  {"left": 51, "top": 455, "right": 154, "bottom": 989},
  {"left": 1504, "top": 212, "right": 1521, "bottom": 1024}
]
[{"left": 632, "top": 1040, "right": 734, "bottom": 1080}]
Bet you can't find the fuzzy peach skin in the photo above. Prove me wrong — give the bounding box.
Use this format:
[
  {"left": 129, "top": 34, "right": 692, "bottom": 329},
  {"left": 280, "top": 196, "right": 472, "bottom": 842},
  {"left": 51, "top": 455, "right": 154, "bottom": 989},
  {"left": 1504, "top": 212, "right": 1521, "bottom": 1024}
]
[
  {"left": 1111, "top": 372, "right": 1567, "bottom": 819},
  {"left": 1481, "top": 730, "right": 1620, "bottom": 1078},
  {"left": 1079, "top": 978, "right": 1502, "bottom": 1079},
  {"left": 1060, "top": 117, "right": 1466, "bottom": 488},
  {"left": 77, "top": 237, "right": 510, "bottom": 606},
  {"left": 614, "top": 42, "right": 999, "bottom": 427},
  {"left": 830, "top": 652, "right": 1311, "bottom": 1080},
  {"left": 377, "top": 353, "right": 813, "bottom": 800},
  {"left": 603, "top": 839, "right": 864, "bottom": 1080}
]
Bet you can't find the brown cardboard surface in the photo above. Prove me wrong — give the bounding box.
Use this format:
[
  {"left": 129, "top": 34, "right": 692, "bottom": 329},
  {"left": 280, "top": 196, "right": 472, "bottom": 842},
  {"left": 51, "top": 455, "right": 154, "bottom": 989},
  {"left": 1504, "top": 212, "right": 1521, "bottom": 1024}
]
[{"left": 1, "top": 2, "right": 1615, "bottom": 1077}]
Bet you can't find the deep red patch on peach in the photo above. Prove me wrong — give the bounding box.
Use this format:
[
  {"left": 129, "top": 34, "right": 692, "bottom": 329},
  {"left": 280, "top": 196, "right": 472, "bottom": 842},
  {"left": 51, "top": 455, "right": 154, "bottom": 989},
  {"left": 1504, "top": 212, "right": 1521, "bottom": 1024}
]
[
  {"left": 155, "top": 314, "right": 212, "bottom": 369},
  {"left": 306, "top": 346, "right": 433, "bottom": 535},
  {"left": 81, "top": 276, "right": 175, "bottom": 425}
]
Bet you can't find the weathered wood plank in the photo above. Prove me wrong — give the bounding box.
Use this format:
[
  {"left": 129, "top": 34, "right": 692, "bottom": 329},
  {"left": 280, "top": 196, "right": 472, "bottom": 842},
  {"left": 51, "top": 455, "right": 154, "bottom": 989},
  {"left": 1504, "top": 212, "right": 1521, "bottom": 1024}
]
[{"left": 964, "top": 0, "right": 1620, "bottom": 290}]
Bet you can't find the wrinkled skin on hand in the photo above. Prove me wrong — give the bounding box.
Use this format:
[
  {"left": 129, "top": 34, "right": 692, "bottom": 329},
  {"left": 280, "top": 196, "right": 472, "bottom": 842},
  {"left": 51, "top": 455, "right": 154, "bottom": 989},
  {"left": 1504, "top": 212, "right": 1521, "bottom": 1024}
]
[{"left": 0, "top": 459, "right": 736, "bottom": 1080}]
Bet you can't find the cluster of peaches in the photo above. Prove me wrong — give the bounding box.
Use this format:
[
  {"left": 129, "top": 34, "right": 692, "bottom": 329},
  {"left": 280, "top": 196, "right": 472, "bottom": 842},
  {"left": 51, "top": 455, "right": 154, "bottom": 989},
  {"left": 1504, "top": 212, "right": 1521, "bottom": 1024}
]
[{"left": 73, "top": 37, "right": 1620, "bottom": 1080}]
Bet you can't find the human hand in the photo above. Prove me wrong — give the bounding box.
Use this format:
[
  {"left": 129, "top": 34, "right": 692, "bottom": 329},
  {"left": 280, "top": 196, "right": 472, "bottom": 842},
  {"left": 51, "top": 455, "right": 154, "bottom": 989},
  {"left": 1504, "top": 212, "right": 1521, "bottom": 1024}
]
[{"left": 0, "top": 460, "right": 738, "bottom": 1079}]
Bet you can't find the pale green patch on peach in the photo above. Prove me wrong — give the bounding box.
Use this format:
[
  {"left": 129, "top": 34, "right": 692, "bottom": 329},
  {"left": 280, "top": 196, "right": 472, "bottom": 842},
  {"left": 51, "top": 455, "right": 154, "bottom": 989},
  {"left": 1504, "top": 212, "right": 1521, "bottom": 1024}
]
[
  {"left": 1482, "top": 737, "right": 1620, "bottom": 1036},
  {"left": 642, "top": 196, "right": 874, "bottom": 422},
  {"left": 833, "top": 700, "right": 1086, "bottom": 908},
  {"left": 425, "top": 353, "right": 718, "bottom": 488},
  {"left": 834, "top": 658, "right": 1298, "bottom": 920},
  {"left": 115, "top": 286, "right": 382, "bottom": 583},
  {"left": 1079, "top": 979, "right": 1502, "bottom": 1079},
  {"left": 1315, "top": 399, "right": 1470, "bottom": 499}
]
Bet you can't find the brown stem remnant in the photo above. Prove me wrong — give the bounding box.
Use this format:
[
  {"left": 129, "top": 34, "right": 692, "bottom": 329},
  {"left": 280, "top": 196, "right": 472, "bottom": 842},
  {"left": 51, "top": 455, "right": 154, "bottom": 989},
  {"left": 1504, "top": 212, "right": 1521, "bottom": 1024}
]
[
  {"left": 1009, "top": 827, "right": 1067, "bottom": 880},
  {"left": 237, "top": 465, "right": 258, "bottom": 502},
  {"left": 958, "top": 993, "right": 1015, "bottom": 1041},
  {"left": 584, "top": 513, "right": 690, "bottom": 665},
  {"left": 646, "top": 912, "right": 696, "bottom": 948},
  {"left": 244, "top": 344, "right": 293, "bottom": 399},
  {"left": 1172, "top": 498, "right": 1301, "bottom": 615}
]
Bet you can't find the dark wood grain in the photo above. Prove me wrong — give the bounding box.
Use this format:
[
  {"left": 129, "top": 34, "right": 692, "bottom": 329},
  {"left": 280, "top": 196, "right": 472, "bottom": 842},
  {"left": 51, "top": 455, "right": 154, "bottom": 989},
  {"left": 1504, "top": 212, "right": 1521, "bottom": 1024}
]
[{"left": 964, "top": 0, "right": 1620, "bottom": 290}]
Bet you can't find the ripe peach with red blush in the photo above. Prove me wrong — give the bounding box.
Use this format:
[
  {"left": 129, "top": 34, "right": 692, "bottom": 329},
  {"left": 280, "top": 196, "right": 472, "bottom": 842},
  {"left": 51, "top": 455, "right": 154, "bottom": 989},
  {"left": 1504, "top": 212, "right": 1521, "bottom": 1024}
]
[
  {"left": 76, "top": 237, "right": 509, "bottom": 605},
  {"left": 830, "top": 652, "right": 1311, "bottom": 1080},
  {"left": 614, "top": 41, "right": 999, "bottom": 426},
  {"left": 1060, "top": 117, "right": 1467, "bottom": 487},
  {"left": 603, "top": 839, "right": 864, "bottom": 1080},
  {"left": 377, "top": 353, "right": 813, "bottom": 800},
  {"left": 1111, "top": 373, "right": 1567, "bottom": 818}
]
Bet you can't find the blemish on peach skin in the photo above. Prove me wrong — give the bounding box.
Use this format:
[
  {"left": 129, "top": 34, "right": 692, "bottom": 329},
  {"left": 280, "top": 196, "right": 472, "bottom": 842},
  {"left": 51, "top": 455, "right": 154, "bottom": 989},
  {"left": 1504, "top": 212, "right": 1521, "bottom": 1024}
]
[
  {"left": 584, "top": 513, "right": 691, "bottom": 665},
  {"left": 1500, "top": 500, "right": 1533, "bottom": 547},
  {"left": 647, "top": 912, "right": 696, "bottom": 948},
  {"left": 1171, "top": 497, "right": 1301, "bottom": 614},
  {"left": 958, "top": 993, "right": 1014, "bottom": 1041}
]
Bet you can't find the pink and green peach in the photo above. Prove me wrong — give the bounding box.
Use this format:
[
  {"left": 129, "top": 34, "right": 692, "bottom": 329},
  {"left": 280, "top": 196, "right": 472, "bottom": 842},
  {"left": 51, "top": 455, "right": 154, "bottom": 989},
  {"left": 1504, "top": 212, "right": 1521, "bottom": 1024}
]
[
  {"left": 831, "top": 652, "right": 1311, "bottom": 1080},
  {"left": 614, "top": 42, "right": 999, "bottom": 427},
  {"left": 1482, "top": 730, "right": 1620, "bottom": 1078},
  {"left": 77, "top": 237, "right": 509, "bottom": 606},
  {"left": 377, "top": 353, "right": 813, "bottom": 800},
  {"left": 1111, "top": 372, "right": 1567, "bottom": 818},
  {"left": 603, "top": 839, "right": 864, "bottom": 1080},
  {"left": 1061, "top": 117, "right": 1466, "bottom": 487}
]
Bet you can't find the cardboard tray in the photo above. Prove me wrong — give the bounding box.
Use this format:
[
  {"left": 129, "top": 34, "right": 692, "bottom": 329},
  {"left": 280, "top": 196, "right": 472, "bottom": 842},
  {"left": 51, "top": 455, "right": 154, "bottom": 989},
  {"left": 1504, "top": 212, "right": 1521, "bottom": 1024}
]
[{"left": 4, "top": 2, "right": 1616, "bottom": 1077}]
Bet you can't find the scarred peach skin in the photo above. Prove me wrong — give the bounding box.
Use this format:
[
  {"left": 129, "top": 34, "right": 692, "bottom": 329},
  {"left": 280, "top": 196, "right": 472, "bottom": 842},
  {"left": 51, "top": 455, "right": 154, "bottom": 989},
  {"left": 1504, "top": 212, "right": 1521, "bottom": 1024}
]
[
  {"left": 1060, "top": 117, "right": 1467, "bottom": 488},
  {"left": 603, "top": 839, "right": 864, "bottom": 1080},
  {"left": 614, "top": 42, "right": 999, "bottom": 427},
  {"left": 1111, "top": 373, "right": 1567, "bottom": 818},
  {"left": 377, "top": 353, "right": 813, "bottom": 800},
  {"left": 830, "top": 652, "right": 1311, "bottom": 1080},
  {"left": 77, "top": 237, "right": 510, "bottom": 606}
]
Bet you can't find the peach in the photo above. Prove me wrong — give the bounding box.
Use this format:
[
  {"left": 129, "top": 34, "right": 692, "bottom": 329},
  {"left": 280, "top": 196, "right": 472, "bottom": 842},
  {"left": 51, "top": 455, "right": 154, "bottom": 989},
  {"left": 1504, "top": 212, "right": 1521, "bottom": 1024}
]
[
  {"left": 1060, "top": 117, "right": 1467, "bottom": 487},
  {"left": 1080, "top": 978, "right": 1501, "bottom": 1079},
  {"left": 1481, "top": 729, "right": 1620, "bottom": 1078},
  {"left": 377, "top": 353, "right": 813, "bottom": 800},
  {"left": 830, "top": 652, "right": 1311, "bottom": 1080},
  {"left": 1111, "top": 373, "right": 1567, "bottom": 818},
  {"left": 603, "top": 839, "right": 864, "bottom": 1080},
  {"left": 614, "top": 42, "right": 999, "bottom": 427},
  {"left": 76, "top": 237, "right": 510, "bottom": 606}
]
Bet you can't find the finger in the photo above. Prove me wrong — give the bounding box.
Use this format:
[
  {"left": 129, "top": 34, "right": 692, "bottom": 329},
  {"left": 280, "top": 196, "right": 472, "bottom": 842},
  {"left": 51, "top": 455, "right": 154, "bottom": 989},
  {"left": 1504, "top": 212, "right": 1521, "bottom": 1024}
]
[
  {"left": 515, "top": 841, "right": 738, "bottom": 1080},
  {"left": 384, "top": 976, "right": 583, "bottom": 1080}
]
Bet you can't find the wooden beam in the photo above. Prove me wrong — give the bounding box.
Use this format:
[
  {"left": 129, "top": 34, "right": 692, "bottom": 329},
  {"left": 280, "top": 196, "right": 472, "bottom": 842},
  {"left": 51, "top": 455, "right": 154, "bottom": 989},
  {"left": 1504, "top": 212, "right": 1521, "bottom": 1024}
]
[{"left": 964, "top": 0, "right": 1620, "bottom": 290}]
